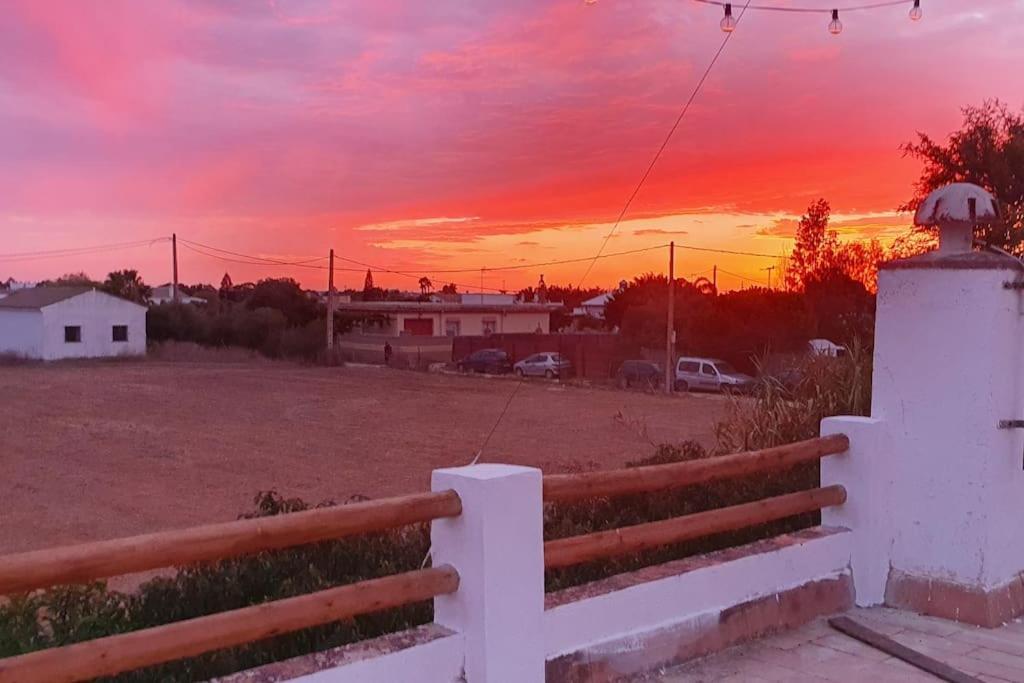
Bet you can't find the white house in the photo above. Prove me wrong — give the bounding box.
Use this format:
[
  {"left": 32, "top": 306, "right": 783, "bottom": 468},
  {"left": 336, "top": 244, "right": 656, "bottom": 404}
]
[
  {"left": 149, "top": 284, "right": 208, "bottom": 306},
  {"left": 572, "top": 292, "right": 613, "bottom": 320},
  {"left": 0, "top": 287, "right": 147, "bottom": 360},
  {"left": 336, "top": 300, "right": 558, "bottom": 337}
]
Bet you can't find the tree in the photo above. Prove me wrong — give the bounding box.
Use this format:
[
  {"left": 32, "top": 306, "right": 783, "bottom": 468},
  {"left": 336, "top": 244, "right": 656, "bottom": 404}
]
[
  {"left": 418, "top": 276, "right": 433, "bottom": 295},
  {"left": 220, "top": 273, "right": 233, "bottom": 295},
  {"left": 37, "top": 272, "right": 100, "bottom": 288},
  {"left": 902, "top": 100, "right": 1024, "bottom": 253},
  {"left": 784, "top": 199, "right": 883, "bottom": 292},
  {"left": 692, "top": 276, "right": 717, "bottom": 297},
  {"left": 102, "top": 270, "right": 151, "bottom": 303},
  {"left": 440, "top": 283, "right": 458, "bottom": 295},
  {"left": 363, "top": 269, "right": 374, "bottom": 292},
  {"left": 247, "top": 278, "right": 320, "bottom": 326},
  {"left": 785, "top": 199, "right": 838, "bottom": 291}
]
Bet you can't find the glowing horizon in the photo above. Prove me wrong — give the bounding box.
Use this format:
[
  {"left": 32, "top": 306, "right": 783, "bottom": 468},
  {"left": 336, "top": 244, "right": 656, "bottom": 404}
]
[{"left": 2, "top": 0, "right": 1022, "bottom": 292}]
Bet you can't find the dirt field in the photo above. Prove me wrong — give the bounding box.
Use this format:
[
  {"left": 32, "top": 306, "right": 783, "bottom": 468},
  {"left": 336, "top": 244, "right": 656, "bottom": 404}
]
[{"left": 0, "top": 361, "right": 729, "bottom": 555}]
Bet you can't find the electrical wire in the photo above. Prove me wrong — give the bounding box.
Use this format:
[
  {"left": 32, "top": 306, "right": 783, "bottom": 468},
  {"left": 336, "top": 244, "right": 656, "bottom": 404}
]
[
  {"left": 675, "top": 242, "right": 780, "bottom": 259},
  {"left": 386, "top": 244, "right": 670, "bottom": 275},
  {"left": 0, "top": 238, "right": 170, "bottom": 262},
  {"left": 691, "top": 0, "right": 910, "bottom": 13},
  {"left": 576, "top": 0, "right": 753, "bottom": 288},
  {"left": 177, "top": 238, "right": 330, "bottom": 268}
]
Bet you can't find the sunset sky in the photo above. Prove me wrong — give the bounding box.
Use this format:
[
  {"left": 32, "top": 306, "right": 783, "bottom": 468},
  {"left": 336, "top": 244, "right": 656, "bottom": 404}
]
[{"left": 2, "top": 0, "right": 1022, "bottom": 292}]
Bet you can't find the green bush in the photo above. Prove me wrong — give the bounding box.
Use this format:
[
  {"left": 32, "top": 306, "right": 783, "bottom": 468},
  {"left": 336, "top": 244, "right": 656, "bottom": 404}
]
[
  {"left": 716, "top": 341, "right": 872, "bottom": 452},
  {"left": 0, "top": 492, "right": 431, "bottom": 682},
  {"left": 1, "top": 352, "right": 870, "bottom": 679}
]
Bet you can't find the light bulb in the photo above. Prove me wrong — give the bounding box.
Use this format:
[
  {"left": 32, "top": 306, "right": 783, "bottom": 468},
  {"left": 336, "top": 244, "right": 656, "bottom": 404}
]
[
  {"left": 720, "top": 3, "right": 736, "bottom": 33},
  {"left": 909, "top": 0, "right": 923, "bottom": 21},
  {"left": 828, "top": 9, "right": 843, "bottom": 35}
]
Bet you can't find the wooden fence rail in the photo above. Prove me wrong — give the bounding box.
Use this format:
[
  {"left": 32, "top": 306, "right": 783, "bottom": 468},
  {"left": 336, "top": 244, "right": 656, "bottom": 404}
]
[
  {"left": 544, "top": 485, "right": 846, "bottom": 569},
  {"left": 542, "top": 434, "right": 848, "bottom": 503},
  {"left": 0, "top": 490, "right": 461, "bottom": 596},
  {"left": 0, "top": 566, "right": 459, "bottom": 683}
]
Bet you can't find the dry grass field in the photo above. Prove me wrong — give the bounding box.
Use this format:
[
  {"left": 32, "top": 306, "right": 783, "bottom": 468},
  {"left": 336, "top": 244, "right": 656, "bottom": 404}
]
[{"left": 0, "top": 360, "right": 730, "bottom": 555}]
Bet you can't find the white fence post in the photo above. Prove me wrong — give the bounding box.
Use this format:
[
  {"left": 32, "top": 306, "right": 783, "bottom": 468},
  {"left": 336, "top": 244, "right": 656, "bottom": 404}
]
[
  {"left": 820, "top": 416, "right": 890, "bottom": 606},
  {"left": 431, "top": 464, "right": 545, "bottom": 682}
]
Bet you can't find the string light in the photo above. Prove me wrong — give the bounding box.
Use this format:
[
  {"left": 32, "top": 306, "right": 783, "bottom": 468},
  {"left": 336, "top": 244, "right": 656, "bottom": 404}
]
[
  {"left": 828, "top": 8, "right": 843, "bottom": 34},
  {"left": 691, "top": 1, "right": 929, "bottom": 34},
  {"left": 720, "top": 3, "right": 737, "bottom": 32}
]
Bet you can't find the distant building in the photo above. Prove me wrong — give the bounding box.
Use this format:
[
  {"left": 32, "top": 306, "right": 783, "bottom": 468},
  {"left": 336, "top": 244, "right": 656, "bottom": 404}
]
[
  {"left": 0, "top": 287, "right": 147, "bottom": 360},
  {"left": 572, "top": 292, "right": 613, "bottom": 320},
  {"left": 337, "top": 299, "right": 560, "bottom": 337},
  {"left": 150, "top": 284, "right": 208, "bottom": 306}
]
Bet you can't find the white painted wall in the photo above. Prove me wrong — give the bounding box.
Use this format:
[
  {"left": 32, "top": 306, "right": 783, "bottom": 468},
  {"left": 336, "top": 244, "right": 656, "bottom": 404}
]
[
  {"left": 432, "top": 464, "right": 545, "bottom": 683},
  {"left": 290, "top": 633, "right": 465, "bottom": 683},
  {"left": 41, "top": 290, "right": 146, "bottom": 360},
  {"left": 544, "top": 530, "right": 852, "bottom": 658},
  {"left": 0, "top": 309, "right": 43, "bottom": 358},
  {"left": 823, "top": 258, "right": 1024, "bottom": 598}
]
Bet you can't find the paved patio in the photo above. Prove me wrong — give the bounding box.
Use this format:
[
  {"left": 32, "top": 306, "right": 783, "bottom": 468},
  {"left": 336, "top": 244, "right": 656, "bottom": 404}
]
[{"left": 652, "top": 607, "right": 1024, "bottom": 682}]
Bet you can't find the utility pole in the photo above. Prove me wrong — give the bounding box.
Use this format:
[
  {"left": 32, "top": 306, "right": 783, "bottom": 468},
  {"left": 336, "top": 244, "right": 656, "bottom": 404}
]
[
  {"left": 326, "top": 249, "right": 335, "bottom": 352},
  {"left": 171, "top": 233, "right": 179, "bottom": 303},
  {"left": 763, "top": 265, "right": 775, "bottom": 290},
  {"left": 712, "top": 264, "right": 718, "bottom": 294},
  {"left": 665, "top": 242, "right": 675, "bottom": 395}
]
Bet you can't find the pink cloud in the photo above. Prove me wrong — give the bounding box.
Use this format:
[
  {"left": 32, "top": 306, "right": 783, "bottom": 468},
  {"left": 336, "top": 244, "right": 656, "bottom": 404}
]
[{"left": 1, "top": 0, "right": 1022, "bottom": 289}]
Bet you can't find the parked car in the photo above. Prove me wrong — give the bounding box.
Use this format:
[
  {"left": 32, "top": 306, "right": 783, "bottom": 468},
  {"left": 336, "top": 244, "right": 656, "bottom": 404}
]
[
  {"left": 513, "top": 352, "right": 572, "bottom": 379},
  {"left": 615, "top": 360, "right": 663, "bottom": 389},
  {"left": 457, "top": 348, "right": 513, "bottom": 374},
  {"left": 674, "top": 357, "right": 755, "bottom": 393}
]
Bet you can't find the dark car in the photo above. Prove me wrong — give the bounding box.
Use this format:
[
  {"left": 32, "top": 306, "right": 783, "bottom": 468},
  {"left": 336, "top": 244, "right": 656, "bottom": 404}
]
[
  {"left": 615, "top": 360, "right": 663, "bottom": 389},
  {"left": 457, "top": 348, "right": 513, "bottom": 375}
]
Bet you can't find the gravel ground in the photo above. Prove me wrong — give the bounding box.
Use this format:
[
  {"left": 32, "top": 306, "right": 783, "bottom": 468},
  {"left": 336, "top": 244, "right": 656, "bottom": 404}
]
[{"left": 0, "top": 360, "right": 730, "bottom": 555}]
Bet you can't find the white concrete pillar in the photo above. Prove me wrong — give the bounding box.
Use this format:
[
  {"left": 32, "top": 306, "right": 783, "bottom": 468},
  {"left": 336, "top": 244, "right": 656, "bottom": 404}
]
[
  {"left": 431, "top": 464, "right": 545, "bottom": 682},
  {"left": 820, "top": 416, "right": 890, "bottom": 606},
  {"left": 824, "top": 252, "right": 1024, "bottom": 624}
]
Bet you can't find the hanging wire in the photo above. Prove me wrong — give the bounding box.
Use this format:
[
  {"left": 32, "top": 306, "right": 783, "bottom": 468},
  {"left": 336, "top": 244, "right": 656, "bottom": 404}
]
[
  {"left": 691, "top": 0, "right": 911, "bottom": 13},
  {"left": 0, "top": 238, "right": 170, "bottom": 262},
  {"left": 576, "top": 0, "right": 754, "bottom": 287}
]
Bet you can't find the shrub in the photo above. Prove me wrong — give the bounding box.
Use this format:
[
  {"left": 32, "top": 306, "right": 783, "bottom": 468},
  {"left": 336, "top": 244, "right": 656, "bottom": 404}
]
[
  {"left": 0, "top": 492, "right": 431, "bottom": 682},
  {"left": 715, "top": 341, "right": 871, "bottom": 452},
  {"left": 0, "top": 351, "right": 871, "bottom": 679},
  {"left": 543, "top": 440, "right": 818, "bottom": 591}
]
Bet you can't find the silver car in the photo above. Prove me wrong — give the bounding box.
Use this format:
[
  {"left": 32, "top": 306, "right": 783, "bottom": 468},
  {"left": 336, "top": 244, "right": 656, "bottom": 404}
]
[
  {"left": 513, "top": 352, "right": 572, "bottom": 379},
  {"left": 674, "top": 357, "right": 755, "bottom": 393}
]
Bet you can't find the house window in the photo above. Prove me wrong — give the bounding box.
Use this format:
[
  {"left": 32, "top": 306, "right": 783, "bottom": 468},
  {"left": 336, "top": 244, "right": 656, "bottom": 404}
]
[
  {"left": 112, "top": 325, "right": 128, "bottom": 342},
  {"left": 482, "top": 319, "right": 497, "bottom": 336},
  {"left": 64, "top": 326, "right": 81, "bottom": 343},
  {"left": 445, "top": 319, "right": 461, "bottom": 337}
]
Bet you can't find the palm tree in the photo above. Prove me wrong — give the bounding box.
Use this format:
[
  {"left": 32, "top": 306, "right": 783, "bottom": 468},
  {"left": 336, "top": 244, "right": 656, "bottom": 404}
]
[
  {"left": 103, "top": 269, "right": 152, "bottom": 304},
  {"left": 418, "top": 276, "right": 433, "bottom": 295},
  {"left": 693, "top": 277, "right": 717, "bottom": 297}
]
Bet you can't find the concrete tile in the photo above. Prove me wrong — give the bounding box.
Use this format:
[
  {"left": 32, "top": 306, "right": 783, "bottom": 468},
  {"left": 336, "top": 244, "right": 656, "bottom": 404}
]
[
  {"left": 949, "top": 655, "right": 1024, "bottom": 683},
  {"left": 854, "top": 606, "right": 963, "bottom": 636},
  {"left": 890, "top": 628, "right": 981, "bottom": 658},
  {"left": 968, "top": 648, "right": 1024, "bottom": 673},
  {"left": 949, "top": 626, "right": 1024, "bottom": 657},
  {"left": 813, "top": 633, "right": 892, "bottom": 662}
]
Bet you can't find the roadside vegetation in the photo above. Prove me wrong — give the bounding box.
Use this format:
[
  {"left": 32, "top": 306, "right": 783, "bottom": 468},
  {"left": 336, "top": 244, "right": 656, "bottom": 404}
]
[
  {"left": 0, "top": 99, "right": 1013, "bottom": 679},
  {"left": 0, "top": 349, "right": 870, "bottom": 681}
]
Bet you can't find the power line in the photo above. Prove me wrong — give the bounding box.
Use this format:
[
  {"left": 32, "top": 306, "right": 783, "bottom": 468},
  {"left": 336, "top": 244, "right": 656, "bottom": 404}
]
[
  {"left": 576, "top": 0, "right": 753, "bottom": 287},
  {"left": 177, "top": 238, "right": 331, "bottom": 268},
  {"left": 390, "top": 244, "right": 669, "bottom": 275},
  {"left": 0, "top": 238, "right": 169, "bottom": 262},
  {"left": 674, "top": 242, "right": 780, "bottom": 259},
  {"left": 692, "top": 0, "right": 910, "bottom": 13}
]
